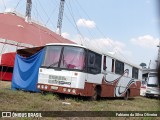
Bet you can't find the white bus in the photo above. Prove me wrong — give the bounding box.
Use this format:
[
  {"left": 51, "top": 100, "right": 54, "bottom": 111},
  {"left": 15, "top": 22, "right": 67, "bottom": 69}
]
[
  {"left": 37, "top": 43, "right": 142, "bottom": 100},
  {"left": 145, "top": 72, "right": 160, "bottom": 98}
]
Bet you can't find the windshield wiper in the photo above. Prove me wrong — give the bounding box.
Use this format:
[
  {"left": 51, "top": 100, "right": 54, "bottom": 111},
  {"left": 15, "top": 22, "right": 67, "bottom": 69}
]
[{"left": 47, "top": 61, "right": 59, "bottom": 68}]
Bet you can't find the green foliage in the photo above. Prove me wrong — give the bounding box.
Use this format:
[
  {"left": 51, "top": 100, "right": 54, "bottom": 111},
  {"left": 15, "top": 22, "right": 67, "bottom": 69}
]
[{"left": 140, "top": 63, "right": 147, "bottom": 68}]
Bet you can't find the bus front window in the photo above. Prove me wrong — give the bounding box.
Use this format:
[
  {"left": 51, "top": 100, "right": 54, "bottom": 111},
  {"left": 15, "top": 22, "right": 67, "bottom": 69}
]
[
  {"left": 41, "top": 46, "right": 85, "bottom": 71},
  {"left": 42, "top": 46, "right": 62, "bottom": 67},
  {"left": 60, "top": 47, "right": 85, "bottom": 70}
]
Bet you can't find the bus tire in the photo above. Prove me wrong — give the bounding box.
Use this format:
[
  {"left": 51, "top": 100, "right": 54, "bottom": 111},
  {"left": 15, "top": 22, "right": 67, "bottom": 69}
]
[
  {"left": 41, "top": 91, "right": 47, "bottom": 95},
  {"left": 124, "top": 90, "right": 129, "bottom": 100},
  {"left": 90, "top": 88, "right": 98, "bottom": 101}
]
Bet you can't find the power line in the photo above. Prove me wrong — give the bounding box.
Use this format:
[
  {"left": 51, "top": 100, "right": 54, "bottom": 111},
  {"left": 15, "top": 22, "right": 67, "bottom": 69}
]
[
  {"left": 14, "top": 0, "right": 22, "bottom": 10},
  {"left": 1, "top": 0, "right": 6, "bottom": 10},
  {"left": 71, "top": 0, "right": 111, "bottom": 52},
  {"left": 32, "top": 0, "right": 57, "bottom": 29},
  {"left": 67, "top": 0, "right": 110, "bottom": 52},
  {"left": 44, "top": 0, "right": 60, "bottom": 31},
  {"left": 37, "top": 1, "right": 50, "bottom": 24},
  {"left": 45, "top": 4, "right": 58, "bottom": 26},
  {"left": 75, "top": 0, "right": 129, "bottom": 62},
  {"left": 65, "top": 1, "right": 105, "bottom": 51},
  {"left": 32, "top": 1, "right": 45, "bottom": 25},
  {"left": 32, "top": 2, "right": 69, "bottom": 46},
  {"left": 71, "top": 0, "right": 95, "bottom": 40},
  {"left": 65, "top": 1, "right": 85, "bottom": 45}
]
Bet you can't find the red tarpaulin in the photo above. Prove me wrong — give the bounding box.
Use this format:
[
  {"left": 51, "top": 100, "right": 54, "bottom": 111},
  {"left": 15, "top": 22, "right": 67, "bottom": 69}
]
[
  {"left": 0, "top": 52, "right": 16, "bottom": 81},
  {"left": 1, "top": 52, "right": 16, "bottom": 67},
  {"left": 0, "top": 71, "right": 12, "bottom": 81}
]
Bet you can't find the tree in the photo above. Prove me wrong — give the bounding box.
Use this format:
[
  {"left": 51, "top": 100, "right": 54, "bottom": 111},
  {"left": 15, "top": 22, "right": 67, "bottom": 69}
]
[{"left": 140, "top": 63, "right": 147, "bottom": 68}]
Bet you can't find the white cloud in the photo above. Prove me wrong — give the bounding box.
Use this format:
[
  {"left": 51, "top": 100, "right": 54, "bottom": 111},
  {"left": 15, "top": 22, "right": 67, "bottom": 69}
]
[
  {"left": 131, "top": 35, "right": 159, "bottom": 48},
  {"left": 88, "top": 38, "right": 132, "bottom": 61},
  {"left": 62, "top": 32, "right": 70, "bottom": 39},
  {"left": 71, "top": 35, "right": 132, "bottom": 62},
  {"left": 76, "top": 18, "right": 96, "bottom": 29}
]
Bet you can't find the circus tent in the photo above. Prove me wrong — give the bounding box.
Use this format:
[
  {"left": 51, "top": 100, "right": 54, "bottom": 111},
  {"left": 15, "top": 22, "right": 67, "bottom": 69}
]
[{"left": 0, "top": 12, "right": 74, "bottom": 81}]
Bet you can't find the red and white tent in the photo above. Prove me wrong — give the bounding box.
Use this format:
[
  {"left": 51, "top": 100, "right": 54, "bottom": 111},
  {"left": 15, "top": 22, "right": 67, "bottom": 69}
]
[{"left": 0, "top": 12, "right": 74, "bottom": 81}]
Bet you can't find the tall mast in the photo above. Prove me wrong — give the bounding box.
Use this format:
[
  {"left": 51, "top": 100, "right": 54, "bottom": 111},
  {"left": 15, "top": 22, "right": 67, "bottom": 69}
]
[
  {"left": 56, "top": 0, "right": 65, "bottom": 35},
  {"left": 157, "top": 41, "right": 160, "bottom": 68},
  {"left": 25, "top": 0, "right": 32, "bottom": 23}
]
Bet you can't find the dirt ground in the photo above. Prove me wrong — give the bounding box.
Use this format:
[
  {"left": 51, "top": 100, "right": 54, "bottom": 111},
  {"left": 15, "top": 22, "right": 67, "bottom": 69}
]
[{"left": 0, "top": 80, "right": 11, "bottom": 89}]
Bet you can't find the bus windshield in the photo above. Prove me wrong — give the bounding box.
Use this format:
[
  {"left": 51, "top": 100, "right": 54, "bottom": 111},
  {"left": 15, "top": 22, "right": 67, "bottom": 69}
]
[{"left": 42, "top": 45, "right": 85, "bottom": 71}]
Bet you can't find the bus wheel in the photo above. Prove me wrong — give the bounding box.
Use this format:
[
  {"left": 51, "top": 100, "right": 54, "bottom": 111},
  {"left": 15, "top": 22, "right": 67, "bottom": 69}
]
[
  {"left": 90, "top": 88, "right": 98, "bottom": 101},
  {"left": 124, "top": 90, "right": 129, "bottom": 100},
  {"left": 41, "top": 91, "right": 47, "bottom": 95}
]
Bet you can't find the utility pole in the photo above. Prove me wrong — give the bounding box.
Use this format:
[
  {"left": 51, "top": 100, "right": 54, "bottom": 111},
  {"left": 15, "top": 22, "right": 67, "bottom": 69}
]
[
  {"left": 25, "top": 0, "right": 32, "bottom": 23},
  {"left": 56, "top": 0, "right": 65, "bottom": 35},
  {"left": 148, "top": 60, "right": 151, "bottom": 69},
  {"left": 156, "top": 41, "right": 160, "bottom": 68}
]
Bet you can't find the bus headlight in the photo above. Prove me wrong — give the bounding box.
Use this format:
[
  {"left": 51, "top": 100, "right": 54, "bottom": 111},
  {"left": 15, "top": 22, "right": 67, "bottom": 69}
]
[
  {"left": 72, "top": 89, "right": 76, "bottom": 94},
  {"left": 37, "top": 85, "right": 40, "bottom": 89},
  {"left": 63, "top": 88, "right": 67, "bottom": 92},
  {"left": 45, "top": 85, "right": 48, "bottom": 90},
  {"left": 41, "top": 85, "right": 44, "bottom": 89},
  {"left": 68, "top": 89, "right": 71, "bottom": 92}
]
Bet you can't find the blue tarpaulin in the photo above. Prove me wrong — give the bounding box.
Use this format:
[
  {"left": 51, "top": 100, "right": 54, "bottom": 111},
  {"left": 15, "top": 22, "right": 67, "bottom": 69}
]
[{"left": 11, "top": 49, "right": 45, "bottom": 92}]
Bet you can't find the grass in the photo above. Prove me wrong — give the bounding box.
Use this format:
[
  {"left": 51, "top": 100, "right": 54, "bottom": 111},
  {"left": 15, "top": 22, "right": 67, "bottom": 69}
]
[
  {"left": 1, "top": 89, "right": 159, "bottom": 111},
  {"left": 0, "top": 81, "right": 160, "bottom": 120}
]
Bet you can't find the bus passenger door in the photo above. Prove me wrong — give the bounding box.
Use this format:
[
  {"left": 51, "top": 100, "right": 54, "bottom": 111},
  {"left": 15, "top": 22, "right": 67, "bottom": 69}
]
[{"left": 101, "top": 55, "right": 115, "bottom": 97}]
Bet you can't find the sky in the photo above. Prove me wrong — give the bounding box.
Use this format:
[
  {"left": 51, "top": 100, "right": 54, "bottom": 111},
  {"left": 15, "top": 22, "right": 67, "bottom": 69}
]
[{"left": 0, "top": 0, "right": 159, "bottom": 68}]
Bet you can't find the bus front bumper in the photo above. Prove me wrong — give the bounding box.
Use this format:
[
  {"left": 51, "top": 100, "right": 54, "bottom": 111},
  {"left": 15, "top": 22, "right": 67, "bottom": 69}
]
[{"left": 37, "top": 84, "right": 84, "bottom": 96}]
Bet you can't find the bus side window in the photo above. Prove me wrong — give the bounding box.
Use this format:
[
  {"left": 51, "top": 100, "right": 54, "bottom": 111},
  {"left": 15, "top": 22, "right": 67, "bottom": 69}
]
[
  {"left": 132, "top": 67, "right": 139, "bottom": 79},
  {"left": 103, "top": 56, "right": 107, "bottom": 70},
  {"left": 88, "top": 52, "right": 95, "bottom": 67},
  {"left": 115, "top": 60, "right": 124, "bottom": 75},
  {"left": 112, "top": 59, "right": 115, "bottom": 72},
  {"left": 87, "top": 51, "right": 102, "bottom": 74}
]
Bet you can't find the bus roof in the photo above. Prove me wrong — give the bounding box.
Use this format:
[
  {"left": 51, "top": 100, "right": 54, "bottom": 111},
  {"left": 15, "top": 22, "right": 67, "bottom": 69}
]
[
  {"left": 46, "top": 43, "right": 141, "bottom": 69},
  {"left": 46, "top": 43, "right": 86, "bottom": 48}
]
